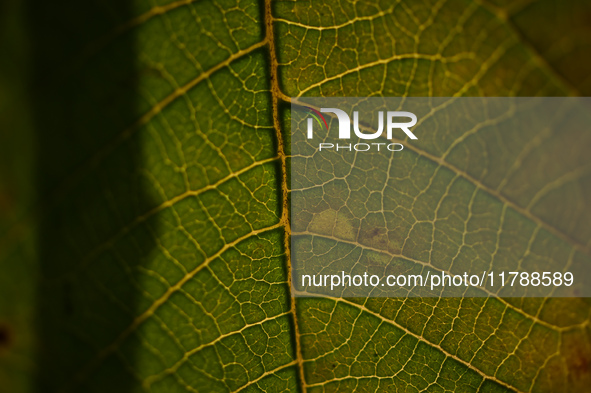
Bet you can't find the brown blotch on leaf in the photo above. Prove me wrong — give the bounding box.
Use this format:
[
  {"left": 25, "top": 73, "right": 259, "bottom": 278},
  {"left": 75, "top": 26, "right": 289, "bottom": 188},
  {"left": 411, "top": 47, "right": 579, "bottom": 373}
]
[{"left": 569, "top": 350, "right": 591, "bottom": 380}]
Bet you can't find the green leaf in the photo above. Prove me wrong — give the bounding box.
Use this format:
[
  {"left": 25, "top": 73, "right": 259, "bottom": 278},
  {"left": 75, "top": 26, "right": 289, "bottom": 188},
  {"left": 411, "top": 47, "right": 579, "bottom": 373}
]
[{"left": 0, "top": 0, "right": 590, "bottom": 392}]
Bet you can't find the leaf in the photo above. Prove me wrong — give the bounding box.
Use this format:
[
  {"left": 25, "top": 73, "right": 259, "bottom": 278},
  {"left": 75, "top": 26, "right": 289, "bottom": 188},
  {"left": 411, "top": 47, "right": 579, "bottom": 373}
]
[{"left": 0, "top": 0, "right": 590, "bottom": 392}]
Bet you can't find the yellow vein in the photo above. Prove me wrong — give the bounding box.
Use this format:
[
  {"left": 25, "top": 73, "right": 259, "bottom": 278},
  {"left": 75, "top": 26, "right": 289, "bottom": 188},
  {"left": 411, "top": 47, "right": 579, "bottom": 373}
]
[
  {"left": 336, "top": 297, "right": 527, "bottom": 393},
  {"left": 0, "top": 39, "right": 267, "bottom": 256},
  {"left": 293, "top": 230, "right": 586, "bottom": 333},
  {"left": 297, "top": 52, "right": 474, "bottom": 97},
  {"left": 43, "top": 156, "right": 279, "bottom": 283},
  {"left": 473, "top": 0, "right": 580, "bottom": 96},
  {"left": 288, "top": 99, "right": 591, "bottom": 257},
  {"left": 63, "top": 222, "right": 283, "bottom": 391},
  {"left": 55, "top": 39, "right": 268, "bottom": 203},
  {"left": 72, "top": 0, "right": 204, "bottom": 70},
  {"left": 142, "top": 311, "right": 292, "bottom": 389},
  {"left": 235, "top": 360, "right": 298, "bottom": 393}
]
